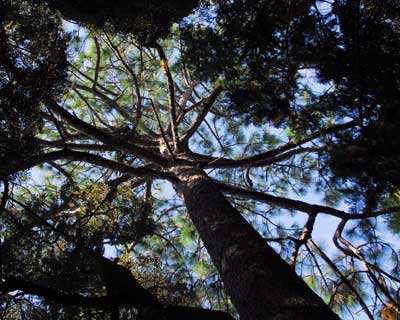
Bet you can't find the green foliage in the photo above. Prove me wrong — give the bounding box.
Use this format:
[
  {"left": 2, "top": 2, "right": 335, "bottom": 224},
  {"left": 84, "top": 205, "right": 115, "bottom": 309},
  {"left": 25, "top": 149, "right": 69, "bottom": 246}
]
[
  {"left": 2, "top": 2, "right": 400, "bottom": 318},
  {"left": 384, "top": 190, "right": 400, "bottom": 234}
]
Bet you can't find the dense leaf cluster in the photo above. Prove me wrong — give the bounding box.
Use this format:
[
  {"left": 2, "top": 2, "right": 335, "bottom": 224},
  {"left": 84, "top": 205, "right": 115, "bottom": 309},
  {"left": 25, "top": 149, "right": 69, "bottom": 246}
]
[
  {"left": 182, "top": 0, "right": 400, "bottom": 206},
  {"left": 0, "top": 0, "right": 68, "bottom": 179},
  {"left": 1, "top": 180, "right": 161, "bottom": 319},
  {"left": 39, "top": 0, "right": 198, "bottom": 44},
  {"left": 321, "top": 1, "right": 400, "bottom": 197},
  {"left": 181, "top": 0, "right": 318, "bottom": 124}
]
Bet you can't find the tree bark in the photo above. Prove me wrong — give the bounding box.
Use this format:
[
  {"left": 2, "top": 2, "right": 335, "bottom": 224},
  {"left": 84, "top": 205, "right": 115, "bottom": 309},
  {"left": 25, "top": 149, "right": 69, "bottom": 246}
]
[{"left": 174, "top": 167, "right": 340, "bottom": 320}]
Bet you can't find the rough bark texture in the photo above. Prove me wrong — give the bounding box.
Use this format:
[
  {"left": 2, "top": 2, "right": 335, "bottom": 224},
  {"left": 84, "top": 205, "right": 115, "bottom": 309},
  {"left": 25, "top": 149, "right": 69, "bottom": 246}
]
[{"left": 175, "top": 167, "right": 341, "bottom": 320}]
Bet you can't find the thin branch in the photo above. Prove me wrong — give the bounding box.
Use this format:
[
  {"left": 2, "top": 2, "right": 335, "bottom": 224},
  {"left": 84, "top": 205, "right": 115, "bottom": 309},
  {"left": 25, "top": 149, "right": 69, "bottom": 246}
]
[
  {"left": 305, "top": 243, "right": 330, "bottom": 290},
  {"left": 150, "top": 98, "right": 175, "bottom": 160},
  {"left": 154, "top": 42, "right": 180, "bottom": 151},
  {"left": 73, "top": 83, "right": 136, "bottom": 123},
  {"left": 68, "top": 62, "right": 118, "bottom": 97},
  {"left": 203, "top": 146, "right": 321, "bottom": 169},
  {"left": 180, "top": 86, "right": 223, "bottom": 148},
  {"left": 335, "top": 220, "right": 400, "bottom": 312},
  {"left": 92, "top": 36, "right": 101, "bottom": 90},
  {"left": 47, "top": 161, "right": 74, "bottom": 184},
  {"left": 307, "top": 238, "right": 374, "bottom": 319},
  {"left": 103, "top": 32, "right": 143, "bottom": 130},
  {"left": 178, "top": 81, "right": 198, "bottom": 109},
  {"left": 73, "top": 88, "right": 113, "bottom": 129},
  {"left": 46, "top": 107, "right": 67, "bottom": 148}
]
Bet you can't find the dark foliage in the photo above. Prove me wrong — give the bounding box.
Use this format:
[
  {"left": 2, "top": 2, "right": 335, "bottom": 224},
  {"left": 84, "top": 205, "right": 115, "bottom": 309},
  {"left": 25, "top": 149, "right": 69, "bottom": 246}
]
[
  {"left": 318, "top": 1, "right": 400, "bottom": 197},
  {"left": 0, "top": 0, "right": 68, "bottom": 180},
  {"left": 39, "top": 0, "right": 199, "bottom": 44},
  {"left": 1, "top": 181, "right": 159, "bottom": 318},
  {"left": 182, "top": 0, "right": 400, "bottom": 206},
  {"left": 181, "top": 0, "right": 318, "bottom": 125}
]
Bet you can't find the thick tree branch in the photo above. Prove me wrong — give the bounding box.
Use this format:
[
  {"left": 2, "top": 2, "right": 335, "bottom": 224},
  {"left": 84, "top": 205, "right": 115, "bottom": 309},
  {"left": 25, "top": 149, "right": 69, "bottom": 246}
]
[
  {"left": 2, "top": 276, "right": 119, "bottom": 307},
  {"left": 216, "top": 181, "right": 400, "bottom": 219},
  {"left": 92, "top": 36, "right": 101, "bottom": 90},
  {"left": 201, "top": 146, "right": 320, "bottom": 168},
  {"left": 2, "top": 276, "right": 234, "bottom": 320},
  {"left": 291, "top": 214, "right": 316, "bottom": 267},
  {"left": 47, "top": 100, "right": 167, "bottom": 165},
  {"left": 6, "top": 150, "right": 175, "bottom": 182},
  {"left": 193, "top": 120, "right": 356, "bottom": 168},
  {"left": 36, "top": 138, "right": 115, "bottom": 152}
]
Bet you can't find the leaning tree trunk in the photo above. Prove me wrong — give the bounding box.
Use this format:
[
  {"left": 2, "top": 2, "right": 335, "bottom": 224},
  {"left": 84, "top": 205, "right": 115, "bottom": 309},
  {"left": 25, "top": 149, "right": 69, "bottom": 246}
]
[{"left": 174, "top": 167, "right": 340, "bottom": 320}]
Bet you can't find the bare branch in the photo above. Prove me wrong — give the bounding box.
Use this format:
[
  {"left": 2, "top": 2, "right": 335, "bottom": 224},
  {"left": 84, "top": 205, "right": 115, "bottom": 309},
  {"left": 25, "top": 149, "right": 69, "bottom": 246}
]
[
  {"left": 68, "top": 62, "right": 118, "bottom": 97},
  {"left": 47, "top": 100, "right": 167, "bottom": 165},
  {"left": 335, "top": 221, "right": 400, "bottom": 312},
  {"left": 202, "top": 146, "right": 321, "bottom": 169},
  {"left": 73, "top": 83, "right": 136, "bottom": 123},
  {"left": 6, "top": 149, "right": 174, "bottom": 182},
  {"left": 216, "top": 180, "right": 400, "bottom": 220},
  {"left": 47, "top": 161, "right": 75, "bottom": 183},
  {"left": 291, "top": 214, "right": 316, "bottom": 267},
  {"left": 307, "top": 239, "right": 374, "bottom": 319},
  {"left": 193, "top": 120, "right": 356, "bottom": 169},
  {"left": 92, "top": 36, "right": 101, "bottom": 90},
  {"left": 180, "top": 86, "right": 223, "bottom": 148},
  {"left": 178, "top": 81, "right": 199, "bottom": 109},
  {"left": 154, "top": 43, "right": 180, "bottom": 151},
  {"left": 73, "top": 88, "right": 114, "bottom": 129},
  {"left": 46, "top": 107, "right": 68, "bottom": 148},
  {"left": 150, "top": 98, "right": 175, "bottom": 160},
  {"left": 103, "top": 32, "right": 143, "bottom": 130}
]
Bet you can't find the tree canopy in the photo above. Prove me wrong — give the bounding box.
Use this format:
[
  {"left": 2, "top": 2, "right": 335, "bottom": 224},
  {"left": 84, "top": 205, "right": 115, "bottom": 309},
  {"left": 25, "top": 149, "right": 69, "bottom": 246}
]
[{"left": 1, "top": 1, "right": 400, "bottom": 319}]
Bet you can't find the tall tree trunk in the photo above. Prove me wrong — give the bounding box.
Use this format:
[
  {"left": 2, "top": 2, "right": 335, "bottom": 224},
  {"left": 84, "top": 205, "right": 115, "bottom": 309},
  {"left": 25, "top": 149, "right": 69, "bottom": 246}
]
[{"left": 174, "top": 167, "right": 340, "bottom": 320}]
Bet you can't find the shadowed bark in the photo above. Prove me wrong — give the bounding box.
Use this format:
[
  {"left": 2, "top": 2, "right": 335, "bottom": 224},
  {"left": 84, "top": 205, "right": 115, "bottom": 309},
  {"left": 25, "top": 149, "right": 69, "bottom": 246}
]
[{"left": 175, "top": 167, "right": 341, "bottom": 320}]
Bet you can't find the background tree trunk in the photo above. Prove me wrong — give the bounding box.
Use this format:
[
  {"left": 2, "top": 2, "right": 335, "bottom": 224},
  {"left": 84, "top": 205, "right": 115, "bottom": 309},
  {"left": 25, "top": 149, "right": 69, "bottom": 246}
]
[{"left": 175, "top": 167, "right": 340, "bottom": 320}]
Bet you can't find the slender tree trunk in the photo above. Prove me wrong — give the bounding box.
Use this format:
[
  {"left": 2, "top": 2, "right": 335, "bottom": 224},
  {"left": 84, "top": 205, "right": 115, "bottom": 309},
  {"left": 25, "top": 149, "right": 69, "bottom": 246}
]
[{"left": 174, "top": 167, "right": 340, "bottom": 320}]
